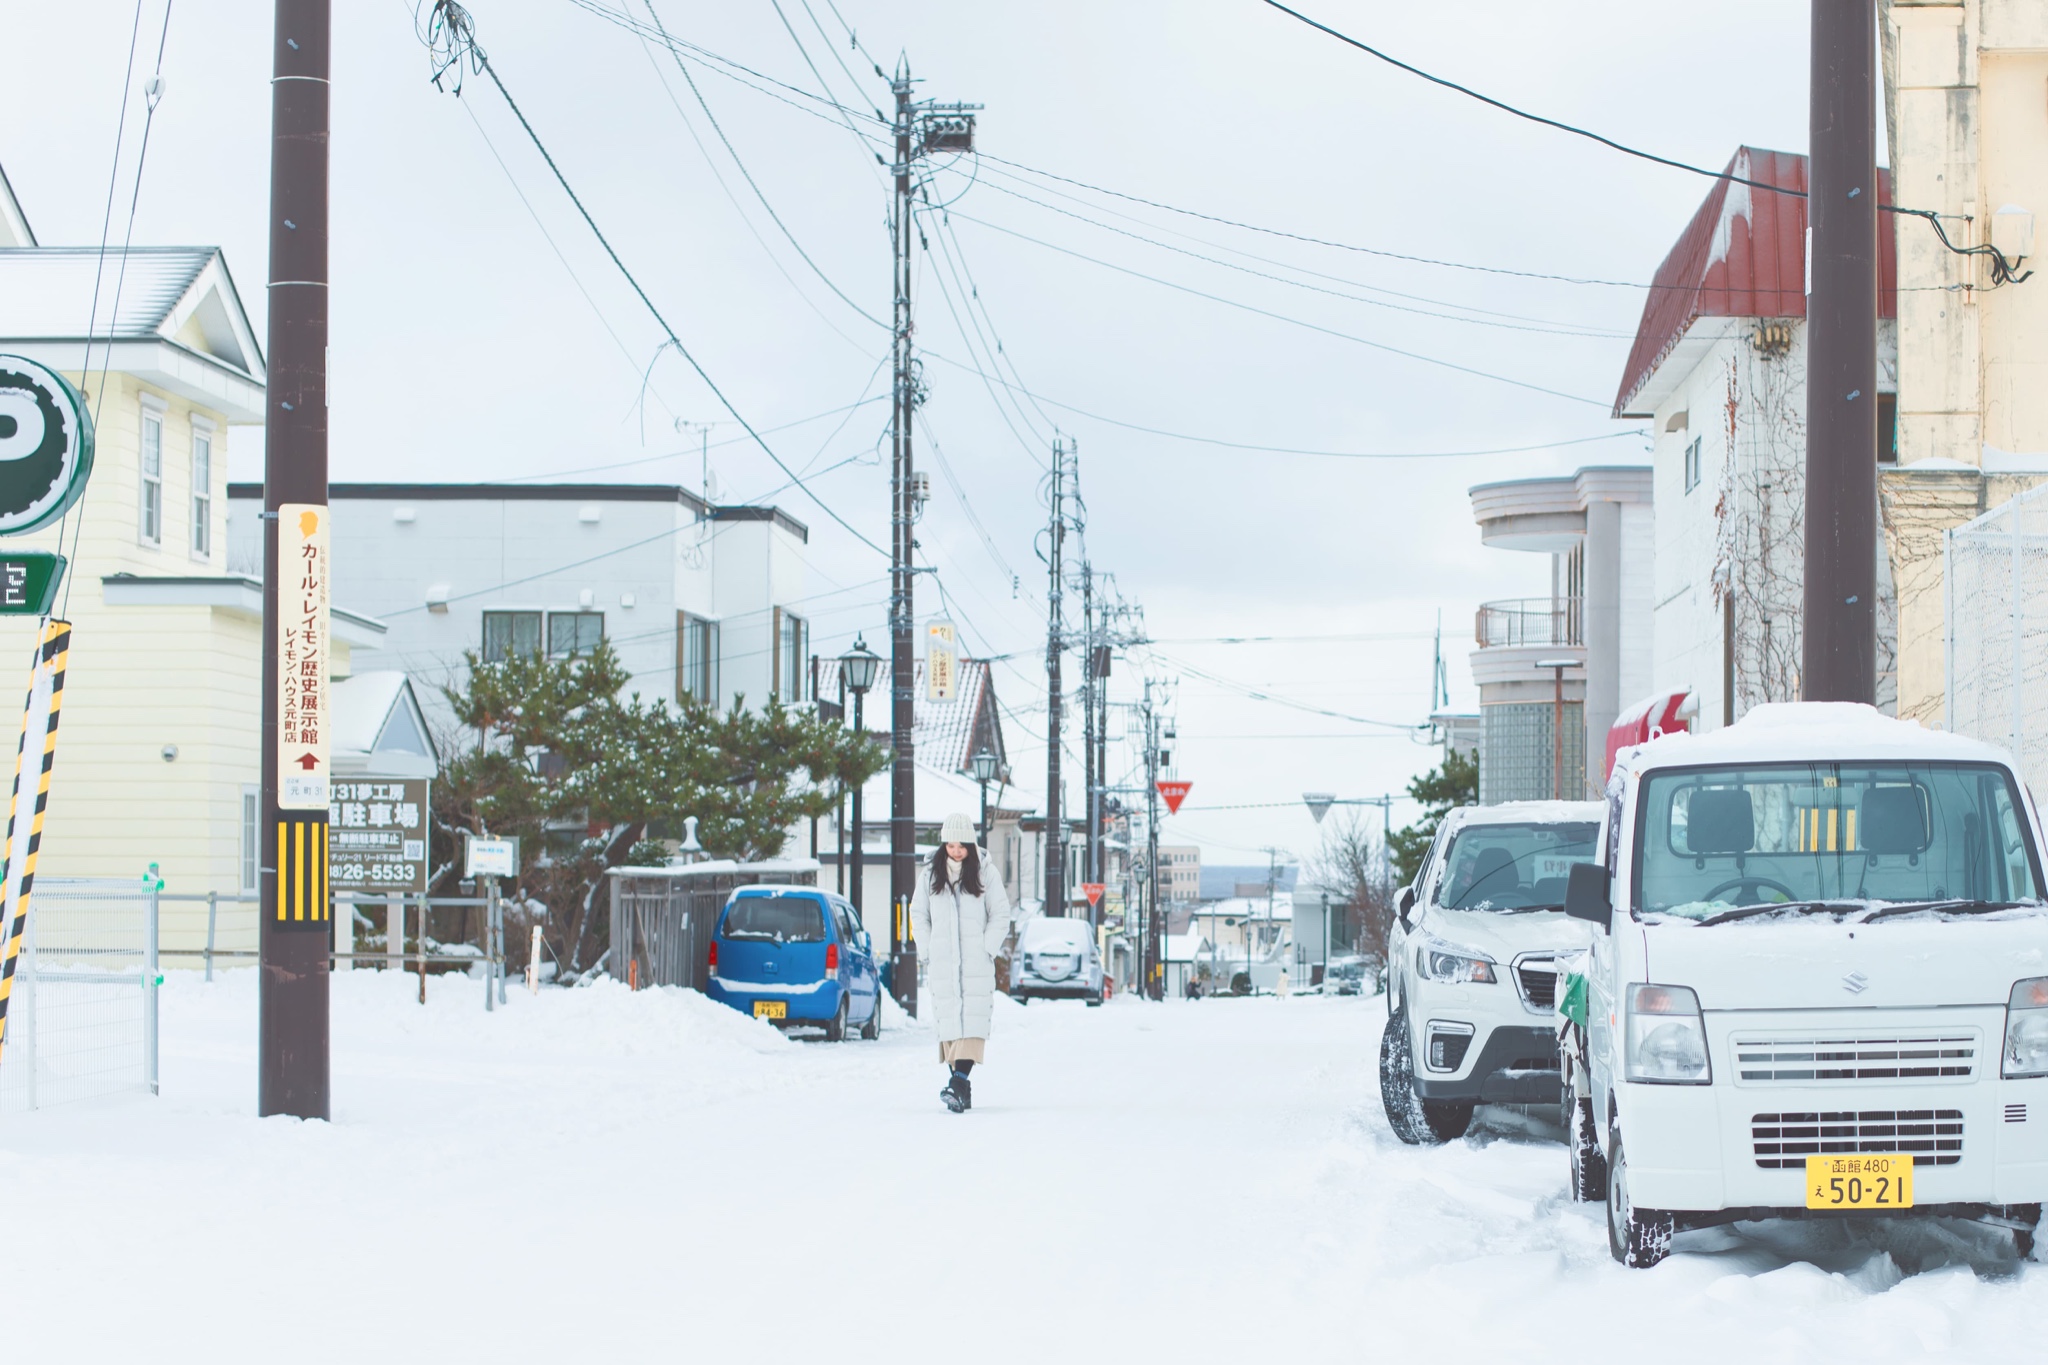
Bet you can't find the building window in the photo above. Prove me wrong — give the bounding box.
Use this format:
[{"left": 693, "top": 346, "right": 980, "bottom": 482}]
[
  {"left": 774, "top": 608, "right": 808, "bottom": 701},
  {"left": 548, "top": 611, "right": 604, "bottom": 658},
  {"left": 190, "top": 425, "right": 213, "bottom": 558},
  {"left": 139, "top": 404, "right": 164, "bottom": 545},
  {"left": 1878, "top": 393, "right": 1898, "bottom": 464},
  {"left": 678, "top": 612, "right": 719, "bottom": 705},
  {"left": 1683, "top": 436, "right": 1702, "bottom": 494},
  {"left": 241, "top": 786, "right": 259, "bottom": 894},
  {"left": 481, "top": 611, "right": 542, "bottom": 663}
]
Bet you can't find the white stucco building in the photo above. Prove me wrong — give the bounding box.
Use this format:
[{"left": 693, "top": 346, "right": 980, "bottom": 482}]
[{"left": 226, "top": 483, "right": 816, "bottom": 734}]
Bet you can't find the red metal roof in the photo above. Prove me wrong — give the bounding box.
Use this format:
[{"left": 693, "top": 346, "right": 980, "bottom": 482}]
[{"left": 1612, "top": 147, "right": 1897, "bottom": 417}]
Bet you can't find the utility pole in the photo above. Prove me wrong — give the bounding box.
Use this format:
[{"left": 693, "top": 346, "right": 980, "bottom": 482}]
[
  {"left": 1143, "top": 682, "right": 1163, "bottom": 1000},
  {"left": 1080, "top": 557, "right": 1096, "bottom": 927},
  {"left": 260, "top": 0, "right": 332, "bottom": 1119},
  {"left": 1043, "top": 439, "right": 1069, "bottom": 916},
  {"left": 887, "top": 59, "right": 978, "bottom": 1008},
  {"left": 1803, "top": 0, "right": 1877, "bottom": 703}
]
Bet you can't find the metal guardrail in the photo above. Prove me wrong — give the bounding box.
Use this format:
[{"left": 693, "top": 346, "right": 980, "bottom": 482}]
[{"left": 1474, "top": 596, "right": 1583, "bottom": 649}]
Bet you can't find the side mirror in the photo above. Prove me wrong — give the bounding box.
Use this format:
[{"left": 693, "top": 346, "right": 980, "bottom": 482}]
[
  {"left": 1565, "top": 863, "right": 1612, "bottom": 931},
  {"left": 1396, "top": 885, "right": 1417, "bottom": 928},
  {"left": 857, "top": 930, "right": 873, "bottom": 954}
]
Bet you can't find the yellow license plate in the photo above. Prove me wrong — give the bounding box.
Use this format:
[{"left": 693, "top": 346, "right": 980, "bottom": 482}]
[
  {"left": 752, "top": 1000, "right": 787, "bottom": 1020},
  {"left": 1805, "top": 1154, "right": 1914, "bottom": 1209}
]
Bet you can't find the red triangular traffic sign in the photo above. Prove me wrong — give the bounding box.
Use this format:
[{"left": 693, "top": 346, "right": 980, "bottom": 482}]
[
  {"left": 1157, "top": 779, "right": 1192, "bottom": 815},
  {"left": 1081, "top": 882, "right": 1105, "bottom": 907}
]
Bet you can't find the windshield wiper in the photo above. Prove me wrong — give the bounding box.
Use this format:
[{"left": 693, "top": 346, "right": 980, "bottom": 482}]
[
  {"left": 1695, "top": 900, "right": 1862, "bottom": 927},
  {"left": 1859, "top": 899, "right": 2030, "bottom": 923}
]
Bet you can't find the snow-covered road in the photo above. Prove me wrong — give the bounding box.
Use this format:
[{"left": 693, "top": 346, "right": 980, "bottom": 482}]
[{"left": 2, "top": 971, "right": 2042, "bottom": 1362}]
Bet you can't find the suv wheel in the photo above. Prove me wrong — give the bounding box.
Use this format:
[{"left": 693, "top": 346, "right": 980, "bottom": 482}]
[
  {"left": 1606, "top": 1130, "right": 1675, "bottom": 1268},
  {"left": 859, "top": 992, "right": 881, "bottom": 1040},
  {"left": 1565, "top": 1071, "right": 1608, "bottom": 1202},
  {"left": 1380, "top": 1008, "right": 1472, "bottom": 1144},
  {"left": 823, "top": 994, "right": 848, "bottom": 1043}
]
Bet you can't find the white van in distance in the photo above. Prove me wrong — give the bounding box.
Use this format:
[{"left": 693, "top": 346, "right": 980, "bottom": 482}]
[{"left": 1560, "top": 703, "right": 2048, "bottom": 1266}]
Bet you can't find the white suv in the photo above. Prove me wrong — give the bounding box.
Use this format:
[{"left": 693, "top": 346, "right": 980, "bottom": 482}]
[
  {"left": 1561, "top": 703, "right": 2048, "bottom": 1266},
  {"left": 1010, "top": 916, "right": 1106, "bottom": 1005},
  {"left": 1380, "top": 801, "right": 1604, "bottom": 1143}
]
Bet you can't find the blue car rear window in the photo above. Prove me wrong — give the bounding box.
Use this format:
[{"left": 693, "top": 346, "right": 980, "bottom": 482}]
[{"left": 722, "top": 897, "right": 826, "bottom": 942}]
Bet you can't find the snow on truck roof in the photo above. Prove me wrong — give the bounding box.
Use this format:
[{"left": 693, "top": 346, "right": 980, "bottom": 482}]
[
  {"left": 1447, "top": 801, "right": 1604, "bottom": 827},
  {"left": 1615, "top": 703, "right": 2019, "bottom": 777}
]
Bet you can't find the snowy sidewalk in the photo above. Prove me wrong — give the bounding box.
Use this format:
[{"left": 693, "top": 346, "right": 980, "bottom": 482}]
[{"left": 0, "top": 970, "right": 2042, "bottom": 1363}]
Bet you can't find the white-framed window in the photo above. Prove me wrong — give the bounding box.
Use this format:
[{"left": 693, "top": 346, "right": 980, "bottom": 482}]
[
  {"left": 1683, "top": 436, "right": 1702, "bottom": 494},
  {"left": 773, "top": 608, "right": 808, "bottom": 701},
  {"left": 241, "top": 785, "right": 260, "bottom": 894},
  {"left": 139, "top": 397, "right": 166, "bottom": 545},
  {"left": 190, "top": 417, "right": 214, "bottom": 559}
]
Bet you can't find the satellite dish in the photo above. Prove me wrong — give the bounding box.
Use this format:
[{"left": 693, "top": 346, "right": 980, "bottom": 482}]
[{"left": 1303, "top": 792, "right": 1336, "bottom": 824}]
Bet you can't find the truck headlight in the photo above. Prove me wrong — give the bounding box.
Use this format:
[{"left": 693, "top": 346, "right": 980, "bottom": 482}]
[
  {"left": 1625, "top": 983, "right": 1710, "bottom": 1085},
  {"left": 2004, "top": 977, "right": 2048, "bottom": 1078},
  {"left": 1415, "top": 933, "right": 1496, "bottom": 984}
]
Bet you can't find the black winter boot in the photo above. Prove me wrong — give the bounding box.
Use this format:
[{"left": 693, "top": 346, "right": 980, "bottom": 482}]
[{"left": 941, "top": 1068, "right": 971, "bottom": 1113}]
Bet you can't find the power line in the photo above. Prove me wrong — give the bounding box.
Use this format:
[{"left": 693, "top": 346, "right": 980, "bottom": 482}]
[
  {"left": 1259, "top": 0, "right": 2033, "bottom": 287},
  {"left": 422, "top": 2, "right": 887, "bottom": 557},
  {"left": 942, "top": 209, "right": 1610, "bottom": 407}
]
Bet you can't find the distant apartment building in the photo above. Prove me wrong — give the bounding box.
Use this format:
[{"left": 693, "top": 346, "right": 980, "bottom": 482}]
[
  {"left": 226, "top": 483, "right": 815, "bottom": 735},
  {"left": 1157, "top": 843, "right": 1200, "bottom": 904}
]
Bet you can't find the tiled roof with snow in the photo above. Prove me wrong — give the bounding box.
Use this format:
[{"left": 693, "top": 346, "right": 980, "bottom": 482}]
[
  {"left": 823, "top": 655, "right": 1005, "bottom": 777},
  {"left": 1612, "top": 148, "right": 1897, "bottom": 418}
]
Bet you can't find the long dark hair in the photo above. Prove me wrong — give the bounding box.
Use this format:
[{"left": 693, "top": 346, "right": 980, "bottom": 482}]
[{"left": 930, "top": 842, "right": 984, "bottom": 896}]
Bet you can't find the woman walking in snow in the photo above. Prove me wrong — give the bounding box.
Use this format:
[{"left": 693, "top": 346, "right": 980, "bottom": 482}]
[{"left": 909, "top": 812, "right": 1012, "bottom": 1113}]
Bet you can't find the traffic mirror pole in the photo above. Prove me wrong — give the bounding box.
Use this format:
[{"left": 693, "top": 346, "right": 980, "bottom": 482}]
[{"left": 260, "top": 0, "right": 332, "bottom": 1119}]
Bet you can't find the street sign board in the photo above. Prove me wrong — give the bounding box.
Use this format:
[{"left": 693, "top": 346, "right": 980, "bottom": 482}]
[
  {"left": 277, "top": 503, "right": 330, "bottom": 810},
  {"left": 465, "top": 834, "right": 519, "bottom": 879},
  {"left": 925, "top": 618, "right": 958, "bottom": 701},
  {"left": 1157, "top": 780, "right": 1192, "bottom": 815},
  {"left": 0, "top": 355, "right": 95, "bottom": 536},
  {"left": 329, "top": 777, "right": 431, "bottom": 895},
  {"left": 1303, "top": 792, "right": 1335, "bottom": 824},
  {"left": 0, "top": 552, "right": 64, "bottom": 616},
  {"left": 1081, "top": 882, "right": 1104, "bottom": 907}
]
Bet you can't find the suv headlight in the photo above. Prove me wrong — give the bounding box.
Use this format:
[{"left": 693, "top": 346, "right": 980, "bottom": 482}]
[
  {"left": 1414, "top": 933, "right": 1496, "bottom": 984},
  {"left": 1625, "top": 983, "right": 1711, "bottom": 1085},
  {"left": 2005, "top": 977, "right": 2048, "bottom": 1078}
]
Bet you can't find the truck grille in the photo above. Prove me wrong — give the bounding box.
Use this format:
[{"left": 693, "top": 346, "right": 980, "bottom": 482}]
[
  {"left": 1733, "top": 1034, "right": 1975, "bottom": 1083},
  {"left": 1751, "top": 1110, "right": 1963, "bottom": 1168},
  {"left": 1512, "top": 959, "right": 1558, "bottom": 1011}
]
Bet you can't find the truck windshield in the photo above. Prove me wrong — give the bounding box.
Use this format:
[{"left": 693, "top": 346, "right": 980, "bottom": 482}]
[
  {"left": 1634, "top": 761, "right": 2043, "bottom": 920},
  {"left": 1436, "top": 822, "right": 1600, "bottom": 911},
  {"left": 722, "top": 897, "right": 826, "bottom": 942}
]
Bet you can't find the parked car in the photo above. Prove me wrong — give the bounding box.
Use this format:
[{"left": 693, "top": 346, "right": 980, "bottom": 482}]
[
  {"left": 706, "top": 886, "right": 882, "bottom": 1041},
  {"left": 1323, "top": 954, "right": 1368, "bottom": 995},
  {"left": 1381, "top": 800, "right": 1604, "bottom": 1144},
  {"left": 1009, "top": 916, "right": 1106, "bottom": 1005},
  {"left": 1562, "top": 703, "right": 2048, "bottom": 1267}
]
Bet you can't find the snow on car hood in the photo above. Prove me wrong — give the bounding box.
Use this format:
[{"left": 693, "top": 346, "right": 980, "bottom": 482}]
[
  {"left": 1639, "top": 909, "right": 2048, "bottom": 1010},
  {"left": 1423, "top": 906, "right": 1594, "bottom": 964}
]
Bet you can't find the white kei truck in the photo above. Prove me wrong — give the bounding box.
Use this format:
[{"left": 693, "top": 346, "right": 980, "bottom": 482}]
[{"left": 1556, "top": 703, "right": 2048, "bottom": 1267}]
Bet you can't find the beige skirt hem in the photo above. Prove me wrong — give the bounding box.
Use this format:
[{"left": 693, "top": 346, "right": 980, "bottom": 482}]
[{"left": 939, "top": 1038, "right": 986, "bottom": 1065}]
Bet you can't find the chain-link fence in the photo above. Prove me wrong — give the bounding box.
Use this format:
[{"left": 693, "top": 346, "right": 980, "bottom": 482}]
[
  {"left": 1946, "top": 483, "right": 2048, "bottom": 792},
  {"left": 0, "top": 878, "right": 159, "bottom": 1112}
]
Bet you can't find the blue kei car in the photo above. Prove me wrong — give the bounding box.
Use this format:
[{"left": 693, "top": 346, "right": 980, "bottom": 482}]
[{"left": 706, "top": 886, "right": 883, "bottom": 1041}]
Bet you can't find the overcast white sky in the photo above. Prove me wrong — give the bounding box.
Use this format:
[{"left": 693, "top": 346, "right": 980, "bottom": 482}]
[{"left": 0, "top": 0, "right": 1816, "bottom": 868}]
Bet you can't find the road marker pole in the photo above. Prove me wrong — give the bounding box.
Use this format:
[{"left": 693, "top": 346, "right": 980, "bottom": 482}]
[{"left": 0, "top": 620, "right": 74, "bottom": 1070}]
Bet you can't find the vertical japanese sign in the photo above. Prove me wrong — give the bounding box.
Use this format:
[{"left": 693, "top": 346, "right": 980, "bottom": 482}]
[
  {"left": 278, "top": 504, "right": 329, "bottom": 810},
  {"left": 925, "top": 617, "right": 958, "bottom": 702}
]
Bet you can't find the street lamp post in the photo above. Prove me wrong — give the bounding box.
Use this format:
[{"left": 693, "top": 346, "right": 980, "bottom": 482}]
[
  {"left": 839, "top": 639, "right": 880, "bottom": 925},
  {"left": 971, "top": 749, "right": 999, "bottom": 846},
  {"left": 1535, "top": 658, "right": 1578, "bottom": 801}
]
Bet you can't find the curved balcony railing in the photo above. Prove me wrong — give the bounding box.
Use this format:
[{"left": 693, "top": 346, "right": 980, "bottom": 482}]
[{"left": 1475, "top": 596, "right": 1583, "bottom": 649}]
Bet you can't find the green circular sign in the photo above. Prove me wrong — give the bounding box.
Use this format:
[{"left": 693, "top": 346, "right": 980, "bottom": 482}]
[{"left": 0, "top": 354, "right": 95, "bottom": 536}]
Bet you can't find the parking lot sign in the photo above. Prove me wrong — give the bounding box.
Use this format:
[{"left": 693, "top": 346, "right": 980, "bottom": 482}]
[{"left": 329, "top": 777, "right": 431, "bottom": 895}]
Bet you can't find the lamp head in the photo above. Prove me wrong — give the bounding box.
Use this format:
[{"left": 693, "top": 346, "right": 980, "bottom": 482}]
[
  {"left": 971, "top": 749, "right": 999, "bottom": 783},
  {"left": 840, "top": 637, "right": 881, "bottom": 694}
]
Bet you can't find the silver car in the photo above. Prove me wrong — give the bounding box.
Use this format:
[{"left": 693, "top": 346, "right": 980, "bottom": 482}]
[{"left": 1009, "top": 916, "right": 1106, "bottom": 1005}]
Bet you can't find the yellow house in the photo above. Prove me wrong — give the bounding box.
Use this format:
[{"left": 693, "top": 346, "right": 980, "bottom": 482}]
[
  {"left": 0, "top": 169, "right": 379, "bottom": 943},
  {"left": 1882, "top": 3, "right": 2048, "bottom": 724}
]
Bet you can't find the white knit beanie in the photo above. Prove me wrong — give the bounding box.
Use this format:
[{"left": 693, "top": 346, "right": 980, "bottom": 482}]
[{"left": 938, "top": 812, "right": 976, "bottom": 845}]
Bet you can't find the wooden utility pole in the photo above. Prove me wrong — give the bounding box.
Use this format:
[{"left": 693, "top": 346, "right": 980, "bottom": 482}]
[
  {"left": 260, "top": 0, "right": 332, "bottom": 1118},
  {"left": 1803, "top": 0, "right": 1878, "bottom": 703}
]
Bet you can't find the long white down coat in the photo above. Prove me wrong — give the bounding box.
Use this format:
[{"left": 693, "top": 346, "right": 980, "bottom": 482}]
[{"left": 909, "top": 852, "right": 1012, "bottom": 1042}]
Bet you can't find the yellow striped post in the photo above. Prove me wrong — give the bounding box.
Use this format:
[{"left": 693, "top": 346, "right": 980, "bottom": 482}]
[{"left": 0, "top": 620, "right": 73, "bottom": 1067}]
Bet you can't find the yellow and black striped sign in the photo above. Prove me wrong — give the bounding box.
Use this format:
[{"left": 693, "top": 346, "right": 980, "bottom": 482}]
[
  {"left": 275, "top": 813, "right": 330, "bottom": 926},
  {"left": 0, "top": 619, "right": 72, "bottom": 1064}
]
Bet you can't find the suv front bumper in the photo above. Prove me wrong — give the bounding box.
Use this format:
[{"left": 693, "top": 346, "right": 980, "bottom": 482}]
[{"left": 1413, "top": 1025, "right": 1562, "bottom": 1104}]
